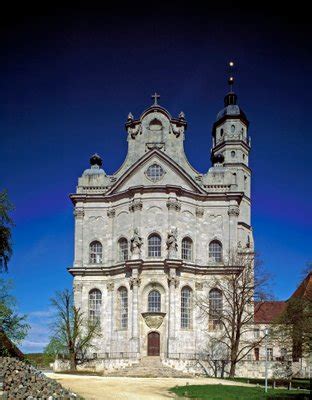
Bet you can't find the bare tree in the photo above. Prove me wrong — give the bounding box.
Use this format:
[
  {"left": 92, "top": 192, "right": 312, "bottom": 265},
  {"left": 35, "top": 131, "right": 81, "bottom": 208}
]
[
  {"left": 196, "top": 249, "right": 270, "bottom": 377},
  {"left": 50, "top": 289, "right": 101, "bottom": 370}
]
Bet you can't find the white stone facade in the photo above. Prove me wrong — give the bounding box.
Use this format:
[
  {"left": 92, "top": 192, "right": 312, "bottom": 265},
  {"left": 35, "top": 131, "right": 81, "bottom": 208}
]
[{"left": 69, "top": 93, "right": 254, "bottom": 367}]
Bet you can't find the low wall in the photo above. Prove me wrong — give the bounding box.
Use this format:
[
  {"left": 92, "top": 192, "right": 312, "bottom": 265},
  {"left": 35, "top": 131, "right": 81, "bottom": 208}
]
[
  {"left": 53, "top": 358, "right": 139, "bottom": 373},
  {"left": 163, "top": 358, "right": 311, "bottom": 379}
]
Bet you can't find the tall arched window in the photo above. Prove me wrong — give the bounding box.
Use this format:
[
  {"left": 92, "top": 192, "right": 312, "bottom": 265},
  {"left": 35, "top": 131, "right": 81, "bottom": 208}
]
[
  {"left": 148, "top": 234, "right": 161, "bottom": 257},
  {"left": 209, "top": 240, "right": 222, "bottom": 262},
  {"left": 89, "top": 289, "right": 102, "bottom": 322},
  {"left": 118, "top": 286, "right": 128, "bottom": 329},
  {"left": 181, "top": 237, "right": 193, "bottom": 261},
  {"left": 89, "top": 241, "right": 102, "bottom": 264},
  {"left": 118, "top": 238, "right": 128, "bottom": 261},
  {"left": 181, "top": 286, "right": 192, "bottom": 329},
  {"left": 148, "top": 290, "right": 161, "bottom": 312},
  {"left": 209, "top": 288, "right": 222, "bottom": 330}
]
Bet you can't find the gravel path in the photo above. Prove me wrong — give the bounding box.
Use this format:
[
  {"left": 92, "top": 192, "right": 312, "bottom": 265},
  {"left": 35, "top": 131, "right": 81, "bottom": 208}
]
[{"left": 46, "top": 373, "right": 253, "bottom": 400}]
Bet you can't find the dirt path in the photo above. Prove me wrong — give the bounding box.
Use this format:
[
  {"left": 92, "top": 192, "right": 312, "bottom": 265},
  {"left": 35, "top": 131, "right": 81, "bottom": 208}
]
[{"left": 46, "top": 373, "right": 253, "bottom": 400}]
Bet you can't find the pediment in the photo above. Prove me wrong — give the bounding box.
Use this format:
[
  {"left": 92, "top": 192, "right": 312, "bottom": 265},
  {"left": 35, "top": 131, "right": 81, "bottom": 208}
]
[{"left": 107, "top": 150, "right": 204, "bottom": 195}]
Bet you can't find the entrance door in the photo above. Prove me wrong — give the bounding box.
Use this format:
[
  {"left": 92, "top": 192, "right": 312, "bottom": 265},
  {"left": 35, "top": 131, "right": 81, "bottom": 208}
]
[{"left": 148, "top": 332, "right": 160, "bottom": 356}]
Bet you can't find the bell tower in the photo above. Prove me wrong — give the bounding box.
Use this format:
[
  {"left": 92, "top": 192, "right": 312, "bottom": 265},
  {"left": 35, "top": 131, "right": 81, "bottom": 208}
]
[
  {"left": 211, "top": 61, "right": 251, "bottom": 199},
  {"left": 211, "top": 62, "right": 253, "bottom": 249}
]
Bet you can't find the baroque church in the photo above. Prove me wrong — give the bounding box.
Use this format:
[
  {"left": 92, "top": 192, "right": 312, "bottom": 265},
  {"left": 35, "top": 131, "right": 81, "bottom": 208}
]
[{"left": 69, "top": 80, "right": 253, "bottom": 365}]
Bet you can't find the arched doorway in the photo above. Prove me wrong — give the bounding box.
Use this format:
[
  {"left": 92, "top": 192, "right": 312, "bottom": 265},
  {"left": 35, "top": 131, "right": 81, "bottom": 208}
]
[{"left": 147, "top": 331, "right": 160, "bottom": 356}]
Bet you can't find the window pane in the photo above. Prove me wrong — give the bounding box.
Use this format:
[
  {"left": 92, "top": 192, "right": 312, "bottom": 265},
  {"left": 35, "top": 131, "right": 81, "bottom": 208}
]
[
  {"left": 146, "top": 164, "right": 164, "bottom": 182},
  {"left": 118, "top": 238, "right": 128, "bottom": 261},
  {"left": 90, "top": 241, "right": 102, "bottom": 264},
  {"left": 181, "top": 287, "right": 192, "bottom": 328},
  {"left": 209, "top": 289, "right": 222, "bottom": 329},
  {"left": 148, "top": 235, "right": 161, "bottom": 257},
  {"left": 148, "top": 290, "right": 161, "bottom": 312},
  {"left": 182, "top": 238, "right": 193, "bottom": 261},
  {"left": 209, "top": 241, "right": 222, "bottom": 262},
  {"left": 89, "top": 289, "right": 102, "bottom": 322},
  {"left": 119, "top": 287, "right": 128, "bottom": 329}
]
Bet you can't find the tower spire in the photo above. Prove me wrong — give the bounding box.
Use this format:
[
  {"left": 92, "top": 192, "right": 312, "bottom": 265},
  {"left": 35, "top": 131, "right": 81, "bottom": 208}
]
[{"left": 224, "top": 60, "right": 237, "bottom": 106}]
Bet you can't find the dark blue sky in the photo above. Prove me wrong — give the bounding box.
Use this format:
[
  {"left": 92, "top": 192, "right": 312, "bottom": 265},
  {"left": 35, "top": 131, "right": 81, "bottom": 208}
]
[{"left": 1, "top": 3, "right": 311, "bottom": 352}]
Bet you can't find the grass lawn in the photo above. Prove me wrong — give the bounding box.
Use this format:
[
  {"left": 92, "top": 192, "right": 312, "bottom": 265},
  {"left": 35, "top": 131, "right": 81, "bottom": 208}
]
[{"left": 170, "top": 384, "right": 310, "bottom": 399}]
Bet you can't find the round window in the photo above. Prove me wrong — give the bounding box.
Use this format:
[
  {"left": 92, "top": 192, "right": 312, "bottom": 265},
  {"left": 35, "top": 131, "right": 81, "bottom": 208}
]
[
  {"left": 146, "top": 164, "right": 164, "bottom": 182},
  {"left": 231, "top": 151, "right": 236, "bottom": 158}
]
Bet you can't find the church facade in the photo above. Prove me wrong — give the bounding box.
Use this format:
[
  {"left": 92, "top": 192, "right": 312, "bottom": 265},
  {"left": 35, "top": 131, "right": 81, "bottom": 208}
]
[{"left": 69, "top": 88, "right": 253, "bottom": 366}]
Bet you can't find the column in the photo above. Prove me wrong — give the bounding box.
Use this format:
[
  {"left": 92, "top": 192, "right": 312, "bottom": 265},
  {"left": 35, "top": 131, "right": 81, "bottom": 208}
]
[
  {"left": 166, "top": 262, "right": 181, "bottom": 356},
  {"left": 228, "top": 203, "right": 240, "bottom": 252},
  {"left": 73, "top": 206, "right": 84, "bottom": 267},
  {"left": 107, "top": 208, "right": 116, "bottom": 264},
  {"left": 106, "top": 281, "right": 114, "bottom": 354}
]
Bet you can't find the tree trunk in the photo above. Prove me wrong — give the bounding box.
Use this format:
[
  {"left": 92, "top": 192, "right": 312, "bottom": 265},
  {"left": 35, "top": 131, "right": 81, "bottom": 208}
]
[
  {"left": 69, "top": 352, "right": 76, "bottom": 371},
  {"left": 229, "top": 361, "right": 236, "bottom": 378}
]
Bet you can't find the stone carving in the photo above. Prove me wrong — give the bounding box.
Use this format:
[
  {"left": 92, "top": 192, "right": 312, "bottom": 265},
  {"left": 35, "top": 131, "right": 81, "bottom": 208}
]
[
  {"left": 129, "top": 277, "right": 141, "bottom": 289},
  {"left": 179, "top": 111, "right": 185, "bottom": 120},
  {"left": 195, "top": 282, "right": 203, "bottom": 291},
  {"left": 168, "top": 276, "right": 179, "bottom": 288},
  {"left": 166, "top": 198, "right": 181, "bottom": 211},
  {"left": 195, "top": 207, "right": 204, "bottom": 217},
  {"left": 127, "top": 124, "right": 142, "bottom": 139},
  {"left": 107, "top": 208, "right": 116, "bottom": 218},
  {"left": 106, "top": 282, "right": 114, "bottom": 292},
  {"left": 74, "top": 208, "right": 84, "bottom": 219},
  {"left": 127, "top": 112, "right": 134, "bottom": 121},
  {"left": 146, "top": 142, "right": 165, "bottom": 151},
  {"left": 170, "top": 123, "right": 184, "bottom": 138},
  {"left": 228, "top": 205, "right": 240, "bottom": 217},
  {"left": 73, "top": 282, "right": 83, "bottom": 293},
  {"left": 130, "top": 228, "right": 143, "bottom": 259},
  {"left": 129, "top": 199, "right": 143, "bottom": 212},
  {"left": 166, "top": 228, "right": 178, "bottom": 258},
  {"left": 142, "top": 312, "right": 166, "bottom": 329}
]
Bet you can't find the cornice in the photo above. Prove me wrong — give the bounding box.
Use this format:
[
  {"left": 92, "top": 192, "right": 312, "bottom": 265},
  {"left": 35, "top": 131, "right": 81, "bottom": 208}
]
[{"left": 69, "top": 185, "right": 244, "bottom": 205}]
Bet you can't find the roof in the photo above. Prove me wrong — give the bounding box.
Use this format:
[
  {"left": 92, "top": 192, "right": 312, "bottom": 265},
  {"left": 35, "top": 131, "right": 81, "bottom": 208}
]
[
  {"left": 254, "top": 301, "right": 287, "bottom": 324},
  {"left": 289, "top": 272, "right": 312, "bottom": 300}
]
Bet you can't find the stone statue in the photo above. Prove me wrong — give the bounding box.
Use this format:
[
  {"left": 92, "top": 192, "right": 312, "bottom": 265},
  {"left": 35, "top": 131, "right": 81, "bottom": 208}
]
[
  {"left": 130, "top": 228, "right": 143, "bottom": 259},
  {"left": 166, "top": 227, "right": 178, "bottom": 258}
]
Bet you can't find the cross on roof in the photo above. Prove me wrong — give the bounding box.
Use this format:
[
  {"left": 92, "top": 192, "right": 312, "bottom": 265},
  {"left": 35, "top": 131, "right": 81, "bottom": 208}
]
[{"left": 151, "top": 92, "right": 160, "bottom": 106}]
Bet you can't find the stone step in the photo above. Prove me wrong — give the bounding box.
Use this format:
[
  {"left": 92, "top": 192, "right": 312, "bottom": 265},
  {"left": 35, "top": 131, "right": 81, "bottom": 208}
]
[{"left": 105, "top": 357, "right": 191, "bottom": 378}]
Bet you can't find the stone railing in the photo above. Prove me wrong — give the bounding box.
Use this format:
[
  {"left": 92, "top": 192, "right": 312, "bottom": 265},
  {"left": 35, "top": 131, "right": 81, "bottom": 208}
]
[{"left": 204, "top": 185, "right": 231, "bottom": 192}]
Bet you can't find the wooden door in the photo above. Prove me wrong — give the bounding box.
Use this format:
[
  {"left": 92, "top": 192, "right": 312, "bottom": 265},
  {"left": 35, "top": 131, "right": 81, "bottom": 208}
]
[{"left": 148, "top": 332, "right": 160, "bottom": 356}]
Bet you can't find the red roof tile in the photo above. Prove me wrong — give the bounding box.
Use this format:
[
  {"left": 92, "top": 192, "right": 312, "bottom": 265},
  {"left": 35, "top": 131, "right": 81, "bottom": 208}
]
[
  {"left": 254, "top": 301, "right": 287, "bottom": 323},
  {"left": 289, "top": 272, "right": 312, "bottom": 300}
]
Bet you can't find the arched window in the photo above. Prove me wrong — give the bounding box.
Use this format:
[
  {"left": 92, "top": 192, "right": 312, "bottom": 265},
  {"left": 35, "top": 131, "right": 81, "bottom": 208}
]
[
  {"left": 89, "top": 289, "right": 102, "bottom": 322},
  {"left": 118, "top": 238, "right": 128, "bottom": 261},
  {"left": 232, "top": 173, "right": 237, "bottom": 185},
  {"left": 148, "top": 290, "right": 161, "bottom": 312},
  {"left": 118, "top": 286, "right": 128, "bottom": 329},
  {"left": 181, "top": 286, "right": 192, "bottom": 329},
  {"left": 181, "top": 237, "right": 193, "bottom": 261},
  {"left": 89, "top": 241, "right": 102, "bottom": 264},
  {"left": 209, "top": 240, "right": 222, "bottom": 262},
  {"left": 148, "top": 234, "right": 161, "bottom": 257},
  {"left": 209, "top": 288, "right": 222, "bottom": 330}
]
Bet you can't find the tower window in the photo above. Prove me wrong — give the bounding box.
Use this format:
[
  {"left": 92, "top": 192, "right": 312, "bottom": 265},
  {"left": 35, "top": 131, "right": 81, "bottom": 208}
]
[
  {"left": 89, "top": 289, "right": 102, "bottom": 322},
  {"left": 231, "top": 124, "right": 235, "bottom": 133},
  {"left": 118, "top": 238, "right": 128, "bottom": 261},
  {"left": 209, "top": 240, "right": 223, "bottom": 262},
  {"left": 181, "top": 286, "right": 192, "bottom": 329},
  {"left": 118, "top": 286, "right": 128, "bottom": 329},
  {"left": 220, "top": 128, "right": 224, "bottom": 136},
  {"left": 148, "top": 234, "right": 161, "bottom": 257},
  {"left": 209, "top": 288, "right": 222, "bottom": 330},
  {"left": 231, "top": 151, "right": 236, "bottom": 158},
  {"left": 243, "top": 154, "right": 246, "bottom": 160},
  {"left": 89, "top": 241, "right": 103, "bottom": 264},
  {"left": 148, "top": 290, "right": 161, "bottom": 312}
]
